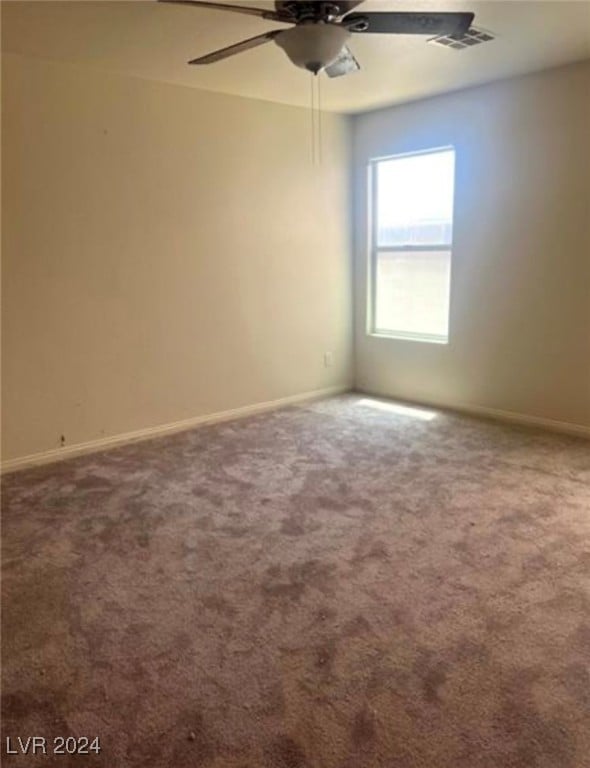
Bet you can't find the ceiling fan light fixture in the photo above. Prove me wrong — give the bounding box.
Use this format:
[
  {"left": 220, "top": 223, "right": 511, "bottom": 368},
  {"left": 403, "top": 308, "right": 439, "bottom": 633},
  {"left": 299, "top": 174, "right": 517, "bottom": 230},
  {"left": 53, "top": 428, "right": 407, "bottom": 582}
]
[{"left": 275, "top": 23, "right": 351, "bottom": 74}]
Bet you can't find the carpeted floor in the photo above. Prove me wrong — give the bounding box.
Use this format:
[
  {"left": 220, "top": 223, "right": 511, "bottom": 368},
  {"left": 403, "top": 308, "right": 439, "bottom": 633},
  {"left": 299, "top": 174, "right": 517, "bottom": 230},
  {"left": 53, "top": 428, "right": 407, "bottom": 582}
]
[{"left": 2, "top": 395, "right": 590, "bottom": 767}]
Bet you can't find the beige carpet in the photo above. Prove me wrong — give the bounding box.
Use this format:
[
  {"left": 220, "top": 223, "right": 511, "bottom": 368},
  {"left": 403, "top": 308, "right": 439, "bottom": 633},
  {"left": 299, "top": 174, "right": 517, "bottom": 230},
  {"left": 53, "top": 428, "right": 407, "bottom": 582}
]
[{"left": 2, "top": 395, "right": 589, "bottom": 767}]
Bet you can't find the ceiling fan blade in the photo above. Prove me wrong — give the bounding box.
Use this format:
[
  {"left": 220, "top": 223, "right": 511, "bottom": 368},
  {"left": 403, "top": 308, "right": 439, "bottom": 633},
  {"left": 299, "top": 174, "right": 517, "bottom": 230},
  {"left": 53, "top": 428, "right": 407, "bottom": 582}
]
[
  {"left": 346, "top": 11, "right": 474, "bottom": 36},
  {"left": 188, "top": 30, "right": 279, "bottom": 64},
  {"left": 325, "top": 45, "right": 360, "bottom": 78},
  {"left": 159, "top": 0, "right": 286, "bottom": 22}
]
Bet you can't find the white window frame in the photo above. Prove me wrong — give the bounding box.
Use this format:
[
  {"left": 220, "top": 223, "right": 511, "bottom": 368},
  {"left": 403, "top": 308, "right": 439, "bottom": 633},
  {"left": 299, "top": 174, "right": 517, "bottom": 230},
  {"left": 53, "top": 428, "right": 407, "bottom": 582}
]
[{"left": 367, "top": 146, "right": 455, "bottom": 344}]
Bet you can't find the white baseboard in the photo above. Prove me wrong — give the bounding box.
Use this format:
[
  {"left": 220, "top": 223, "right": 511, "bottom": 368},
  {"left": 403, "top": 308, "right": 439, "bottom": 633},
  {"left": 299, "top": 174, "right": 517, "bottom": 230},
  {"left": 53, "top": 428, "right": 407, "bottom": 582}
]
[
  {"left": 4, "top": 385, "right": 586, "bottom": 475},
  {"left": 450, "top": 402, "right": 590, "bottom": 438},
  {"left": 357, "top": 389, "right": 590, "bottom": 439},
  {"left": 1, "top": 385, "right": 351, "bottom": 475}
]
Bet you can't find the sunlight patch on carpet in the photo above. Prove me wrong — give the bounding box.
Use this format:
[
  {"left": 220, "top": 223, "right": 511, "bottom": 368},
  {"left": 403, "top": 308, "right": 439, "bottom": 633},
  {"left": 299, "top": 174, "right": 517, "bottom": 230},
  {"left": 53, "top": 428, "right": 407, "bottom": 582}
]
[{"left": 357, "top": 398, "right": 438, "bottom": 421}]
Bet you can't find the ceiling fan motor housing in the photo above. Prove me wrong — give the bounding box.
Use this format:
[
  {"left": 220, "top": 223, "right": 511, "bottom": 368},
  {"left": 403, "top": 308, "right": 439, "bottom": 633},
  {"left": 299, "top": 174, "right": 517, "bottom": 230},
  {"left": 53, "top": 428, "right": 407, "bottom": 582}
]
[
  {"left": 275, "top": 23, "right": 351, "bottom": 74},
  {"left": 277, "top": 2, "right": 353, "bottom": 23}
]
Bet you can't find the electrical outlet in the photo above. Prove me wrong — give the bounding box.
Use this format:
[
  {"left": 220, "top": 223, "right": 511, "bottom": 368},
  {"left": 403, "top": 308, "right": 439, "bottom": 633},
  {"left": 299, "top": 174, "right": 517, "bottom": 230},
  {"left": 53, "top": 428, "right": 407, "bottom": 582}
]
[{"left": 324, "top": 352, "right": 334, "bottom": 368}]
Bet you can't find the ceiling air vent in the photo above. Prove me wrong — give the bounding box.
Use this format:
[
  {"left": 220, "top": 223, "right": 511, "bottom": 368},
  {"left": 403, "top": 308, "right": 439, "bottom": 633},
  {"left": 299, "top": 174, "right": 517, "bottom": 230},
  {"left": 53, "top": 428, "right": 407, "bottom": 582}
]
[{"left": 429, "top": 27, "right": 495, "bottom": 50}]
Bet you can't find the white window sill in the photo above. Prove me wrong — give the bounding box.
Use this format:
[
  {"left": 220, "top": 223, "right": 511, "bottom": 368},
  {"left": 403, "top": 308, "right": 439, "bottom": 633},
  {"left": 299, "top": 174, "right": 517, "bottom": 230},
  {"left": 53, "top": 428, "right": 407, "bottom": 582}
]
[{"left": 368, "top": 331, "right": 449, "bottom": 345}]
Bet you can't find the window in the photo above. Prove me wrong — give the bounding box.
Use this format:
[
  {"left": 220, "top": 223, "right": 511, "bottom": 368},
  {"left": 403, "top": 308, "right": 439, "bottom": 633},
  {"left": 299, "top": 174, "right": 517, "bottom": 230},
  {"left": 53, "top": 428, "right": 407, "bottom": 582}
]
[{"left": 368, "top": 147, "right": 455, "bottom": 343}]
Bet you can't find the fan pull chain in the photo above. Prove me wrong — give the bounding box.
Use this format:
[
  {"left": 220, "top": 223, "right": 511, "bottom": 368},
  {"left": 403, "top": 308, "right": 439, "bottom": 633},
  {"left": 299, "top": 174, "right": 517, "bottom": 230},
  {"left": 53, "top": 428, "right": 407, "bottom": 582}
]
[
  {"left": 309, "top": 72, "right": 323, "bottom": 167},
  {"left": 310, "top": 72, "right": 316, "bottom": 165},
  {"left": 317, "top": 72, "right": 322, "bottom": 166}
]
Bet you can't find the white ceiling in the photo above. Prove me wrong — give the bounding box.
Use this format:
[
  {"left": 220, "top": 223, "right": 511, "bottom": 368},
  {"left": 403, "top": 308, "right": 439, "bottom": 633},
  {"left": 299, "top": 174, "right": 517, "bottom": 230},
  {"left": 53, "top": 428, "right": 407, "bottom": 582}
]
[{"left": 2, "top": 0, "right": 590, "bottom": 113}]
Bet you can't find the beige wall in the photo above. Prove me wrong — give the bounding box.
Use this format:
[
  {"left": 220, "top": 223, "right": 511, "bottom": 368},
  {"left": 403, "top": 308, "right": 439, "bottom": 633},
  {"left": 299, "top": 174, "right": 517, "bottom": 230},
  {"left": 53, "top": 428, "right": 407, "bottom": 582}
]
[
  {"left": 1, "top": 53, "right": 353, "bottom": 462},
  {"left": 353, "top": 61, "right": 590, "bottom": 429}
]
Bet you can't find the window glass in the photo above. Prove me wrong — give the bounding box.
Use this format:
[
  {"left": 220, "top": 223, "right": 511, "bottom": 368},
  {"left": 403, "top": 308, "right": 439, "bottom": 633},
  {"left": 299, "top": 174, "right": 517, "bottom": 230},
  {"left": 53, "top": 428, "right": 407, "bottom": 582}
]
[{"left": 370, "top": 148, "right": 455, "bottom": 342}]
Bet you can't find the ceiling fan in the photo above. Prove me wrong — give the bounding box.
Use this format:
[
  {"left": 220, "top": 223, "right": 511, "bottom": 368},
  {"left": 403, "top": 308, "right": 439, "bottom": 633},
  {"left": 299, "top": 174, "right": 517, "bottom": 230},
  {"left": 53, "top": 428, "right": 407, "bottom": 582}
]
[{"left": 159, "top": 1, "right": 475, "bottom": 77}]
